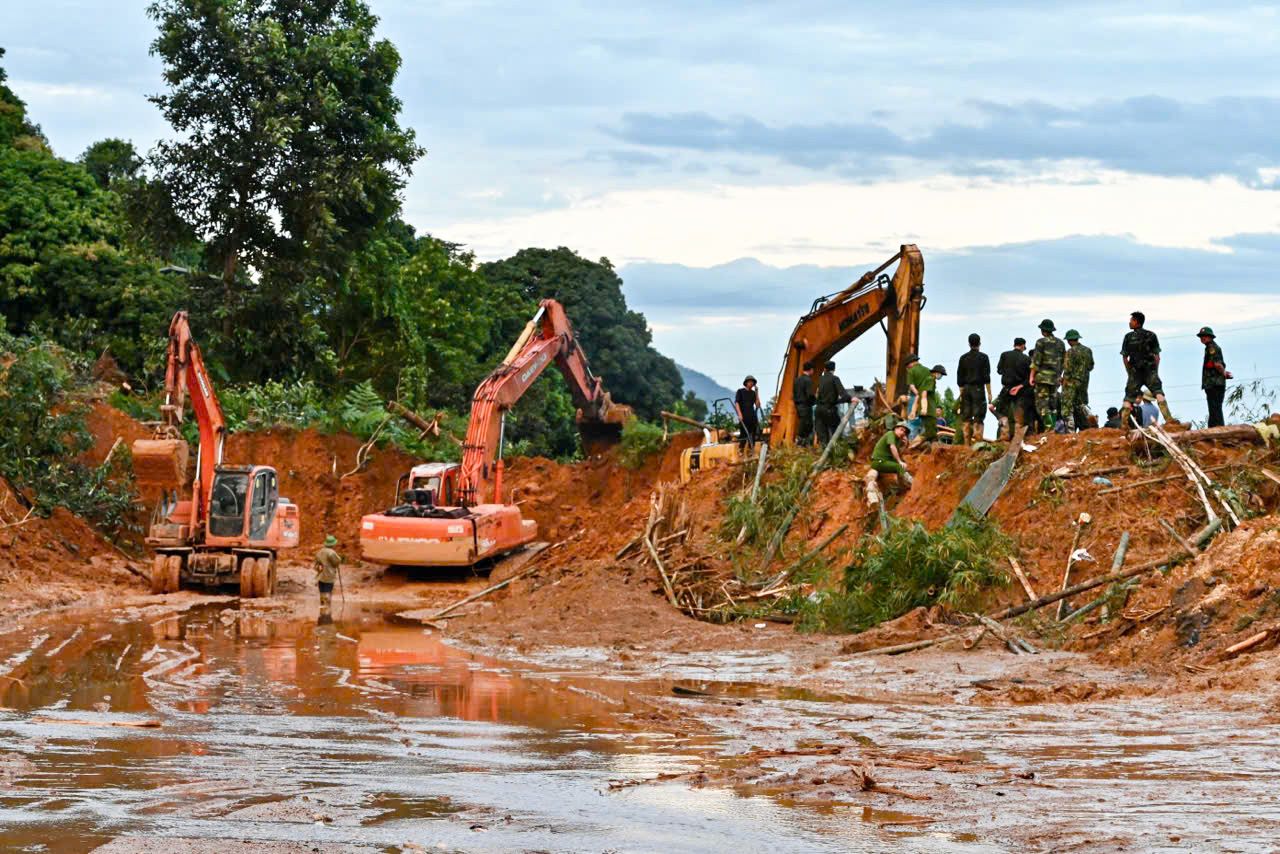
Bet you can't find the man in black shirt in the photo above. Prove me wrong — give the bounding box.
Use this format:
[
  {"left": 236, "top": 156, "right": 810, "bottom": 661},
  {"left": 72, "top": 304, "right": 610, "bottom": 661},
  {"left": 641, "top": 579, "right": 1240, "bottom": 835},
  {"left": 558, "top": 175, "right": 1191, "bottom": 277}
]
[
  {"left": 956, "top": 333, "right": 992, "bottom": 446},
  {"left": 815, "top": 361, "right": 852, "bottom": 446},
  {"left": 734, "top": 375, "right": 762, "bottom": 449},
  {"left": 993, "top": 337, "right": 1032, "bottom": 440},
  {"left": 792, "top": 362, "right": 816, "bottom": 446}
]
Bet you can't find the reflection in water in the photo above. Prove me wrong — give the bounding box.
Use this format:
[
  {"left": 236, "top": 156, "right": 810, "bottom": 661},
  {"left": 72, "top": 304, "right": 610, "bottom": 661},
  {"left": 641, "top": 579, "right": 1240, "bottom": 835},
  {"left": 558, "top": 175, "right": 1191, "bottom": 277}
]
[{"left": 0, "top": 604, "right": 961, "bottom": 853}]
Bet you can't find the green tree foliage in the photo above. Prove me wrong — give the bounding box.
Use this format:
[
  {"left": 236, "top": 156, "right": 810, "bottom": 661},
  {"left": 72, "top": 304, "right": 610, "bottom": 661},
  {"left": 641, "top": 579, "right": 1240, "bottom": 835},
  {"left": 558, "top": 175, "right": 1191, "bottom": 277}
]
[
  {"left": 0, "top": 328, "right": 136, "bottom": 535},
  {"left": 0, "top": 48, "right": 44, "bottom": 150},
  {"left": 479, "top": 248, "right": 683, "bottom": 420},
  {"left": 145, "top": 0, "right": 425, "bottom": 350},
  {"left": 0, "top": 146, "right": 182, "bottom": 374},
  {"left": 78, "top": 138, "right": 143, "bottom": 189}
]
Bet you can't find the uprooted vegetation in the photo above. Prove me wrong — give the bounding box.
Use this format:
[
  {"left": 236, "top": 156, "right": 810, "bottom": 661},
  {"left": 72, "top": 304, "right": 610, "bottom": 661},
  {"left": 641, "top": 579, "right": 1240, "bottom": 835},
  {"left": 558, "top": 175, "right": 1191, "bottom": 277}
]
[{"left": 794, "top": 508, "right": 1013, "bottom": 633}]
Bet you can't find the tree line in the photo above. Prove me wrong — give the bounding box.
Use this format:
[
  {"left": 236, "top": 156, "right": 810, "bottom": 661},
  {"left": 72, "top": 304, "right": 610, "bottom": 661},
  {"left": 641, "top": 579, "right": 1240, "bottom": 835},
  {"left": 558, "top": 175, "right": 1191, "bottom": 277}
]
[{"left": 0, "top": 0, "right": 690, "bottom": 460}]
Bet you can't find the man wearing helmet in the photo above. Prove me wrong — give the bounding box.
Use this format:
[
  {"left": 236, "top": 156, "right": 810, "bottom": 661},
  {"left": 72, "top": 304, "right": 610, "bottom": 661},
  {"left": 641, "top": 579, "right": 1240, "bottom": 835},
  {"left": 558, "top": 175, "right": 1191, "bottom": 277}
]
[
  {"left": 735, "top": 375, "right": 762, "bottom": 449},
  {"left": 1198, "top": 327, "right": 1231, "bottom": 427},
  {"left": 1029, "top": 319, "right": 1066, "bottom": 432}
]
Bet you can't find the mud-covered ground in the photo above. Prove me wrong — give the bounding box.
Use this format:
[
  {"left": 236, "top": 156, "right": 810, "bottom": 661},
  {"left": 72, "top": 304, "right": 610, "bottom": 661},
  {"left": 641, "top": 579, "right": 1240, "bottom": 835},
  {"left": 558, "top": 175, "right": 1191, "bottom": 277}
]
[{"left": 6, "top": 405, "right": 1280, "bottom": 851}]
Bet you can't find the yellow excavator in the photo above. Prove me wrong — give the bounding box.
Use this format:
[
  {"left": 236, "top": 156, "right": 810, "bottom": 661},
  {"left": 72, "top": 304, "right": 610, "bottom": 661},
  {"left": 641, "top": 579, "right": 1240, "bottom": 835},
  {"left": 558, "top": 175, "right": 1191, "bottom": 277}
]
[{"left": 769, "top": 245, "right": 925, "bottom": 445}]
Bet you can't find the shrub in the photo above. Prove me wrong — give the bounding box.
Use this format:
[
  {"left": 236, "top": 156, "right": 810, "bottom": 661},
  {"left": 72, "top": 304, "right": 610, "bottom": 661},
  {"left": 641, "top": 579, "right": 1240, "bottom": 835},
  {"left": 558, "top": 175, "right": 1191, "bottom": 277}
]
[
  {"left": 618, "top": 419, "right": 667, "bottom": 469},
  {"left": 797, "top": 508, "right": 1012, "bottom": 633}
]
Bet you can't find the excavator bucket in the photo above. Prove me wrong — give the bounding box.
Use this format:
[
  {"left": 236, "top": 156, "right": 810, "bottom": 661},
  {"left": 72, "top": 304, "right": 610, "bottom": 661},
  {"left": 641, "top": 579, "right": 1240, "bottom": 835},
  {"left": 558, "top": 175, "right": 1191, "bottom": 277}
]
[
  {"left": 131, "top": 438, "right": 190, "bottom": 490},
  {"left": 578, "top": 403, "right": 633, "bottom": 455}
]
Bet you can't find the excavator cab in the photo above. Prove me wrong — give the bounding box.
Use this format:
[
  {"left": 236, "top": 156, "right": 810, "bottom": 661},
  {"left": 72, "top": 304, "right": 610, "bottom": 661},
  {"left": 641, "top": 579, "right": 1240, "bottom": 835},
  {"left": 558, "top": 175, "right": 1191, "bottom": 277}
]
[{"left": 205, "top": 464, "right": 298, "bottom": 547}]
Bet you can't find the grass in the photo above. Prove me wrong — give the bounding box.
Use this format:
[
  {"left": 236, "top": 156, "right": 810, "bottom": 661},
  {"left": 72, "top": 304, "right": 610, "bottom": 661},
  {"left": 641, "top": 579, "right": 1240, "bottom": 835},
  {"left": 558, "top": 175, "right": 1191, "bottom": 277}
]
[
  {"left": 618, "top": 419, "right": 667, "bottom": 469},
  {"left": 720, "top": 447, "right": 813, "bottom": 552},
  {"left": 793, "top": 507, "right": 1013, "bottom": 633}
]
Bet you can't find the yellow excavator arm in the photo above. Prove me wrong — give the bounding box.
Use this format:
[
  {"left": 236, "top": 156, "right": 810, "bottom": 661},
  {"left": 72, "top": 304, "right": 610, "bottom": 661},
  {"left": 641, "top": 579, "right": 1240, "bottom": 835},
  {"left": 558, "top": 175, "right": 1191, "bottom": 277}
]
[{"left": 769, "top": 245, "right": 925, "bottom": 445}]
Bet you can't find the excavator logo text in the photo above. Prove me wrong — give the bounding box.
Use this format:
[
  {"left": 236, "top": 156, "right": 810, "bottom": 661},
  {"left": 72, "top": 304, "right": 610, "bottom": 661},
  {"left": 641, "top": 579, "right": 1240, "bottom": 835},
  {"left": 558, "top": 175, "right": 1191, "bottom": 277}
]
[
  {"left": 838, "top": 303, "right": 871, "bottom": 332},
  {"left": 520, "top": 352, "right": 551, "bottom": 385},
  {"left": 195, "top": 365, "right": 213, "bottom": 400}
]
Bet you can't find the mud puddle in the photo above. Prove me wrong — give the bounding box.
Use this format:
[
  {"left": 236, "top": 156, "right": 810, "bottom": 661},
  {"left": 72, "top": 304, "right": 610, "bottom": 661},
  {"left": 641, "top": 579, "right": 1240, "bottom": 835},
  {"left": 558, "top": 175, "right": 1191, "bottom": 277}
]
[{"left": 0, "top": 603, "right": 988, "bottom": 853}]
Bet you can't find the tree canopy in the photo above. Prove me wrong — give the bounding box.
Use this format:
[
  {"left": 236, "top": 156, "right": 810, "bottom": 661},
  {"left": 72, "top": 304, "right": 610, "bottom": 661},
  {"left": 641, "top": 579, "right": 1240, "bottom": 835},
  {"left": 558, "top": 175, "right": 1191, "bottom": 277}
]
[{"left": 480, "top": 248, "right": 684, "bottom": 420}]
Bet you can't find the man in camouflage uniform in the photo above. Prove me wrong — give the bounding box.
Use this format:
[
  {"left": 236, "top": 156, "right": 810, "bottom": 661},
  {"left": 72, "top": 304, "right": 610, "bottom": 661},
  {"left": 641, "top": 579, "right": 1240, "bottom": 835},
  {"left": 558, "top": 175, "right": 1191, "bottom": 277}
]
[
  {"left": 1120, "top": 311, "right": 1174, "bottom": 426},
  {"left": 1028, "top": 319, "right": 1065, "bottom": 432},
  {"left": 1060, "top": 329, "right": 1094, "bottom": 431},
  {"left": 1199, "top": 327, "right": 1231, "bottom": 427}
]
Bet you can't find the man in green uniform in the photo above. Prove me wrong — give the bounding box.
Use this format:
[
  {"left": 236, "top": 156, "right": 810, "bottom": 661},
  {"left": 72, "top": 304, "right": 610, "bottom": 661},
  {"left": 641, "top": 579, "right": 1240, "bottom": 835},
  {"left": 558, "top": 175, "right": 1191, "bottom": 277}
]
[
  {"left": 814, "top": 360, "right": 851, "bottom": 446},
  {"left": 1120, "top": 311, "right": 1174, "bottom": 426},
  {"left": 1029, "top": 319, "right": 1065, "bottom": 432},
  {"left": 905, "top": 355, "right": 945, "bottom": 445},
  {"left": 1061, "top": 329, "right": 1094, "bottom": 431},
  {"left": 870, "top": 423, "right": 913, "bottom": 490},
  {"left": 792, "top": 362, "right": 817, "bottom": 446},
  {"left": 1198, "top": 327, "right": 1231, "bottom": 427},
  {"left": 314, "top": 534, "right": 342, "bottom": 611}
]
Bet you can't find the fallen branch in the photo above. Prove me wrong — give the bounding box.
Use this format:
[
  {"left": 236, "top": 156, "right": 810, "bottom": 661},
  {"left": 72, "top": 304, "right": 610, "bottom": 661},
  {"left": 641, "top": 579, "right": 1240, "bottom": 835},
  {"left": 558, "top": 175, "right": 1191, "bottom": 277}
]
[
  {"left": 1097, "top": 463, "right": 1237, "bottom": 495},
  {"left": 426, "top": 537, "right": 572, "bottom": 620},
  {"left": 988, "top": 519, "right": 1221, "bottom": 622},
  {"left": 29, "top": 716, "right": 161, "bottom": 729},
  {"left": 755, "top": 524, "right": 848, "bottom": 591},
  {"left": 644, "top": 530, "right": 679, "bottom": 610},
  {"left": 759, "top": 403, "right": 859, "bottom": 570},
  {"left": 1159, "top": 519, "right": 1198, "bottom": 557},
  {"left": 1008, "top": 556, "right": 1037, "bottom": 601},
  {"left": 1221, "top": 628, "right": 1277, "bottom": 660},
  {"left": 846, "top": 634, "right": 965, "bottom": 657},
  {"left": 1057, "top": 515, "right": 1090, "bottom": 620}
]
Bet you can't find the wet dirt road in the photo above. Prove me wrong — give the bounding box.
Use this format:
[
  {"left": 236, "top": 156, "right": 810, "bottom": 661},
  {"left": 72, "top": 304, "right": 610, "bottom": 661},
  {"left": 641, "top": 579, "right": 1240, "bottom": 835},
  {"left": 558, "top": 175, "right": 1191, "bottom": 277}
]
[{"left": 0, "top": 601, "right": 991, "bottom": 853}]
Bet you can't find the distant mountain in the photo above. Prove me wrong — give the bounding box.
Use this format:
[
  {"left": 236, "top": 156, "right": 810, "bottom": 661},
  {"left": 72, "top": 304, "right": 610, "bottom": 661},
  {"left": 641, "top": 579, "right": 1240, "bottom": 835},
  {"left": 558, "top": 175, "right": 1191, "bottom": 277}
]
[{"left": 677, "top": 363, "right": 735, "bottom": 405}]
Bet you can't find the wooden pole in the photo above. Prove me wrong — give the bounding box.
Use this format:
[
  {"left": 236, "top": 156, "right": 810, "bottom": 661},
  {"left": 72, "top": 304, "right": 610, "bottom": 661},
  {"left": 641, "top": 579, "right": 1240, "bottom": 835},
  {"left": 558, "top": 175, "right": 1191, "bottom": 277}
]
[
  {"left": 1007, "top": 556, "right": 1037, "bottom": 601},
  {"left": 1056, "top": 518, "right": 1088, "bottom": 620},
  {"left": 1097, "top": 463, "right": 1238, "bottom": 495},
  {"left": 750, "top": 444, "right": 770, "bottom": 504}
]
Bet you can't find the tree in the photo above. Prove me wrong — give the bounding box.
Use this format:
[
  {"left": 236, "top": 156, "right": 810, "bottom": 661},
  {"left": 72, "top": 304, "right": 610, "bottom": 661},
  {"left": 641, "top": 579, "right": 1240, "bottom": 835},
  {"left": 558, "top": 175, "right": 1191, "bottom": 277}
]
[
  {"left": 479, "top": 248, "right": 684, "bottom": 420},
  {"left": 0, "top": 48, "right": 44, "bottom": 150},
  {"left": 145, "top": 0, "right": 425, "bottom": 336},
  {"left": 78, "top": 139, "right": 143, "bottom": 189}
]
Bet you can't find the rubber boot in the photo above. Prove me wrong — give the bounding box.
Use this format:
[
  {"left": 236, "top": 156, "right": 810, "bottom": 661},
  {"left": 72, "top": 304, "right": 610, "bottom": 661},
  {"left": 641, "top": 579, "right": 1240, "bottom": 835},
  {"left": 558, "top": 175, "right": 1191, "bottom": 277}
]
[
  {"left": 1157, "top": 397, "right": 1175, "bottom": 425},
  {"left": 997, "top": 416, "right": 1009, "bottom": 442}
]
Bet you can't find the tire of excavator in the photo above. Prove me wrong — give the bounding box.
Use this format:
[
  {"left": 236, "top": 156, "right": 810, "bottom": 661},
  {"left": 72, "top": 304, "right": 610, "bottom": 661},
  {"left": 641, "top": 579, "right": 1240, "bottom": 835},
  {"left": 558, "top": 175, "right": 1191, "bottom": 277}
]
[
  {"left": 239, "top": 557, "right": 259, "bottom": 599},
  {"left": 150, "top": 555, "right": 168, "bottom": 594},
  {"left": 164, "top": 555, "right": 182, "bottom": 593}
]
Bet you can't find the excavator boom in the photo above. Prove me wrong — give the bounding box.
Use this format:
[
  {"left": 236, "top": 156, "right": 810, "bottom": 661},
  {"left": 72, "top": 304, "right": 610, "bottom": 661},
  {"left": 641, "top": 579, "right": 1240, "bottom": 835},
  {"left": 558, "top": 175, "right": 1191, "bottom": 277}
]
[
  {"left": 770, "top": 245, "right": 925, "bottom": 445},
  {"left": 459, "top": 299, "right": 631, "bottom": 505}
]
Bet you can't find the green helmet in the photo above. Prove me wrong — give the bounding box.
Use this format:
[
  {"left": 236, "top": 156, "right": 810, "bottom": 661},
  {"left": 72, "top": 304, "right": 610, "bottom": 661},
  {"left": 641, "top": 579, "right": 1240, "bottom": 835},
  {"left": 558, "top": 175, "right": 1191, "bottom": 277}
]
[
  {"left": 1064, "top": 329, "right": 1081, "bottom": 341},
  {"left": 1038, "top": 318, "right": 1056, "bottom": 332},
  {"left": 325, "top": 534, "right": 338, "bottom": 547},
  {"left": 1197, "top": 326, "right": 1215, "bottom": 339}
]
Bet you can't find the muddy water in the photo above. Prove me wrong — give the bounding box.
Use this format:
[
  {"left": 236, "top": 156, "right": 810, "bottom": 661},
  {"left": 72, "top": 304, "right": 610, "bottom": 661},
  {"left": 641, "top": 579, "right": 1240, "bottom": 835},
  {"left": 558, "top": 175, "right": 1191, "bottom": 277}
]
[{"left": 0, "top": 605, "right": 986, "bottom": 853}]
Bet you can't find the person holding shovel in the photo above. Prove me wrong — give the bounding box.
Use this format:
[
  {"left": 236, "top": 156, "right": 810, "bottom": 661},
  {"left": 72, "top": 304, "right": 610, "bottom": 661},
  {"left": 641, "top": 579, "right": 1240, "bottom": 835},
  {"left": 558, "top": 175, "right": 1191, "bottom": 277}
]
[{"left": 314, "top": 535, "right": 342, "bottom": 612}]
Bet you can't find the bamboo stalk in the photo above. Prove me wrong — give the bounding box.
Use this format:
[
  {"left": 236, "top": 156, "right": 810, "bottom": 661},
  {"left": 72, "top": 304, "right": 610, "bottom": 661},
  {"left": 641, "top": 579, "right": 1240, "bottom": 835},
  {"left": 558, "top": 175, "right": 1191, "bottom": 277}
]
[
  {"left": 1007, "top": 556, "right": 1037, "bottom": 601},
  {"left": 1097, "top": 463, "right": 1237, "bottom": 495}
]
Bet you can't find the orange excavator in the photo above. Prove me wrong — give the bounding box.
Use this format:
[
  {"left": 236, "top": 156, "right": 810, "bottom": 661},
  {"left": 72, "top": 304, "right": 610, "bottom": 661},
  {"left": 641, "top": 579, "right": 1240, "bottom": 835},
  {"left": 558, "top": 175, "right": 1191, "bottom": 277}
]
[
  {"left": 360, "top": 299, "right": 631, "bottom": 569},
  {"left": 131, "top": 312, "right": 300, "bottom": 597},
  {"left": 769, "top": 244, "right": 926, "bottom": 445}
]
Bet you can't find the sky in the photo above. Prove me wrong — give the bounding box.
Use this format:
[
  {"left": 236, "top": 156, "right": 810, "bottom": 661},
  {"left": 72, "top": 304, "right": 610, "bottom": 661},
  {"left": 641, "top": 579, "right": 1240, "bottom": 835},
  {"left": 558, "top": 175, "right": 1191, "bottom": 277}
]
[{"left": 5, "top": 1, "right": 1280, "bottom": 425}]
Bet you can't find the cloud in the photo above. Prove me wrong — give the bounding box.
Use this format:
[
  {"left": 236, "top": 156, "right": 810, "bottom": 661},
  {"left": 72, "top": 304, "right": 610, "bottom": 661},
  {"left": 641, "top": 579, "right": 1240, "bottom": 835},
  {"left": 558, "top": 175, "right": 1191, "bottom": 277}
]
[
  {"left": 608, "top": 96, "right": 1280, "bottom": 181},
  {"left": 447, "top": 170, "right": 1280, "bottom": 267}
]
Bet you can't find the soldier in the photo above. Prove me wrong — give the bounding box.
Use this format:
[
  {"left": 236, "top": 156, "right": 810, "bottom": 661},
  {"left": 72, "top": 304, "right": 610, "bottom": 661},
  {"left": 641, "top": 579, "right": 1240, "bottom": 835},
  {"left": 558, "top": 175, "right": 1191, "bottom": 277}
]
[
  {"left": 1198, "top": 327, "right": 1231, "bottom": 427},
  {"left": 814, "top": 360, "right": 851, "bottom": 446},
  {"left": 870, "top": 423, "right": 913, "bottom": 489},
  {"left": 792, "top": 362, "right": 817, "bottom": 446},
  {"left": 1029, "top": 319, "right": 1066, "bottom": 432},
  {"left": 1103, "top": 407, "right": 1122, "bottom": 429},
  {"left": 314, "top": 534, "right": 342, "bottom": 612},
  {"left": 1120, "top": 311, "right": 1174, "bottom": 426},
  {"left": 906, "top": 355, "right": 946, "bottom": 447},
  {"left": 1061, "top": 329, "right": 1094, "bottom": 431},
  {"left": 956, "top": 333, "right": 992, "bottom": 446}
]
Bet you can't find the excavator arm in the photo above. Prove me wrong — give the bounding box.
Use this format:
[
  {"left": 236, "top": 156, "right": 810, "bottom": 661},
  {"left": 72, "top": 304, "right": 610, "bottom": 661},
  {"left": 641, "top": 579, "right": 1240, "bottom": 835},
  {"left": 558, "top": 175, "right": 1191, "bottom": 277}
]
[
  {"left": 132, "top": 311, "right": 228, "bottom": 528},
  {"left": 769, "top": 245, "right": 925, "bottom": 445},
  {"left": 459, "top": 299, "right": 632, "bottom": 505}
]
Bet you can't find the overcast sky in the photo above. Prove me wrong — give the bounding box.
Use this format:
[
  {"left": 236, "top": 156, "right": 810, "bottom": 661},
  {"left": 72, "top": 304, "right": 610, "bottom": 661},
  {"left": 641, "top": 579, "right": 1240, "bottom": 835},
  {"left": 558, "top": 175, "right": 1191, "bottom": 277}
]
[{"left": 5, "top": 1, "right": 1280, "bottom": 423}]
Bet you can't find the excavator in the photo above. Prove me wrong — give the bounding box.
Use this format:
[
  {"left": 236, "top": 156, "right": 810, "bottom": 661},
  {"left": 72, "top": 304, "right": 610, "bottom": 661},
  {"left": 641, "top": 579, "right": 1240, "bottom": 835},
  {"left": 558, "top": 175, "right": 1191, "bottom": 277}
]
[
  {"left": 359, "top": 299, "right": 632, "bottom": 569},
  {"left": 769, "top": 244, "right": 926, "bottom": 445},
  {"left": 131, "top": 312, "right": 300, "bottom": 597}
]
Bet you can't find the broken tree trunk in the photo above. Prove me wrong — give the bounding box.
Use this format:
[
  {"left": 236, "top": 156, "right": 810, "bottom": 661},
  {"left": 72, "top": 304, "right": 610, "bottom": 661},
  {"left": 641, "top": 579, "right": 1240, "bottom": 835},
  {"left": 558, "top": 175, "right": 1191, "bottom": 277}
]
[
  {"left": 387, "top": 401, "right": 441, "bottom": 437},
  {"left": 1008, "top": 556, "right": 1037, "bottom": 601},
  {"left": 1155, "top": 423, "right": 1267, "bottom": 446}
]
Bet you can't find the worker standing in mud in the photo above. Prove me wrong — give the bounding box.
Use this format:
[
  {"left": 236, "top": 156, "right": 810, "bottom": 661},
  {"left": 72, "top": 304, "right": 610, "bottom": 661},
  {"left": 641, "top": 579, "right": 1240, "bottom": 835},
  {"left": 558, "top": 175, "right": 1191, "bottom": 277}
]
[
  {"left": 814, "top": 361, "right": 851, "bottom": 446},
  {"left": 1061, "top": 330, "right": 1094, "bottom": 431},
  {"left": 1029, "top": 319, "right": 1066, "bottom": 432},
  {"left": 792, "top": 362, "right": 817, "bottom": 446},
  {"left": 1120, "top": 311, "right": 1175, "bottom": 427},
  {"left": 1199, "top": 327, "right": 1231, "bottom": 427},
  {"left": 955, "top": 334, "right": 991, "bottom": 446},
  {"left": 314, "top": 535, "right": 342, "bottom": 612},
  {"left": 734, "top": 375, "right": 762, "bottom": 449},
  {"left": 993, "top": 337, "right": 1032, "bottom": 439}
]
